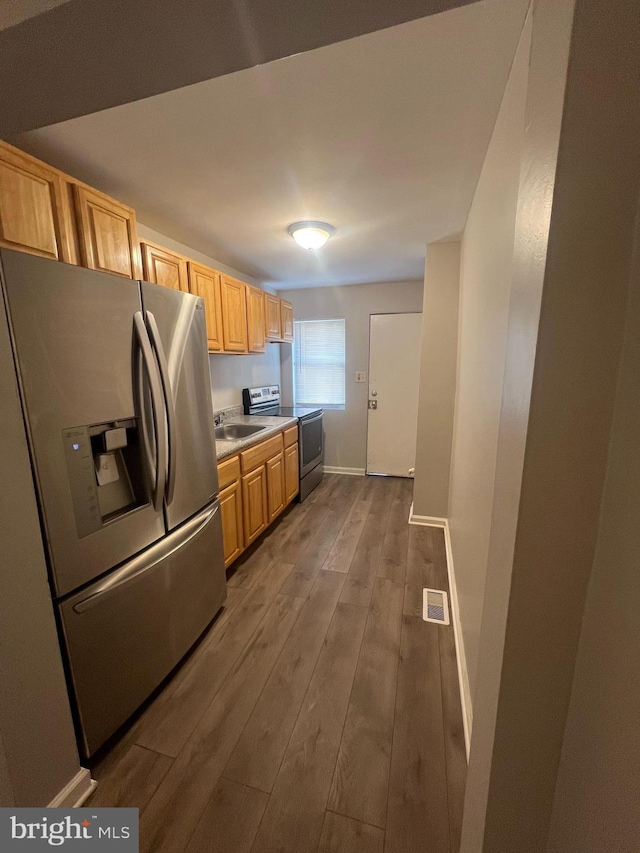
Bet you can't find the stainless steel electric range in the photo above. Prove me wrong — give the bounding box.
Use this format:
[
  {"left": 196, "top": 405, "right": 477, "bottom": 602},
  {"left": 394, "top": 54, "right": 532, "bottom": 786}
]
[{"left": 243, "top": 385, "right": 324, "bottom": 500}]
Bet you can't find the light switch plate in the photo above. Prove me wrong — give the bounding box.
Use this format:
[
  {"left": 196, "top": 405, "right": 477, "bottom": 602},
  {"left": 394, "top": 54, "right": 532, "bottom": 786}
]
[{"left": 356, "top": 371, "right": 367, "bottom": 383}]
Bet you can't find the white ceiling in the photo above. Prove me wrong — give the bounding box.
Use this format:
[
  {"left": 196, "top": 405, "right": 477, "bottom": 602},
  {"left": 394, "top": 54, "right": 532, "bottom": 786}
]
[{"left": 16, "top": 0, "right": 529, "bottom": 289}]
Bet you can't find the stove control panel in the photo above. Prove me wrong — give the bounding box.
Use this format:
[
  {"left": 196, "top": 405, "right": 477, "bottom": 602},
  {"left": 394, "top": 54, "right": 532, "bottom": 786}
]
[
  {"left": 243, "top": 385, "right": 281, "bottom": 413},
  {"left": 246, "top": 385, "right": 280, "bottom": 404}
]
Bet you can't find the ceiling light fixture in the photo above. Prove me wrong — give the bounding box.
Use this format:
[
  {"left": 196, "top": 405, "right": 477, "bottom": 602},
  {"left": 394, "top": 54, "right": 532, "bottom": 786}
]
[{"left": 288, "top": 221, "right": 335, "bottom": 250}]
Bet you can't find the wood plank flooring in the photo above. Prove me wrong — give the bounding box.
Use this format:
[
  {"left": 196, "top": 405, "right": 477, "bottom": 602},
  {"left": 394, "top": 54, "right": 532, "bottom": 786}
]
[{"left": 86, "top": 473, "right": 466, "bottom": 853}]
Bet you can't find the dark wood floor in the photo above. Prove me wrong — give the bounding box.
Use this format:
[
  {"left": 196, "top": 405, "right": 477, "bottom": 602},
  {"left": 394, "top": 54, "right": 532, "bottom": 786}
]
[{"left": 88, "top": 474, "right": 467, "bottom": 853}]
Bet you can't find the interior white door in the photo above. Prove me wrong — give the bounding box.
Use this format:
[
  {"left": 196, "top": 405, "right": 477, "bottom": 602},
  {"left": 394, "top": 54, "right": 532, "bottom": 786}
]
[{"left": 367, "top": 312, "right": 422, "bottom": 477}]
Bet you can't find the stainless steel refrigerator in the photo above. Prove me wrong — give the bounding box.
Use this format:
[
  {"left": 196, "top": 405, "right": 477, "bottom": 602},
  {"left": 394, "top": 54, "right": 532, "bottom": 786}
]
[{"left": 0, "top": 249, "right": 226, "bottom": 757}]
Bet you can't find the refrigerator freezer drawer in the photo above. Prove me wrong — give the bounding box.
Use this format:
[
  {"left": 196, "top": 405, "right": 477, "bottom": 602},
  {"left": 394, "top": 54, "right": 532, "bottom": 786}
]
[{"left": 58, "top": 499, "right": 226, "bottom": 757}]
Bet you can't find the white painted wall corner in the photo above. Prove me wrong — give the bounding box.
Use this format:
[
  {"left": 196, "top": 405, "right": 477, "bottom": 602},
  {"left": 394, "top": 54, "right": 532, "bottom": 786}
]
[
  {"left": 47, "top": 768, "right": 97, "bottom": 808},
  {"left": 409, "top": 503, "right": 473, "bottom": 759}
]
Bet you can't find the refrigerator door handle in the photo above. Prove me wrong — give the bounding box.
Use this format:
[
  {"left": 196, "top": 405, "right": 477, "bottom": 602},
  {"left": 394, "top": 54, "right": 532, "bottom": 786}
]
[
  {"left": 145, "top": 310, "right": 178, "bottom": 506},
  {"left": 134, "top": 312, "right": 167, "bottom": 512},
  {"left": 136, "top": 347, "right": 155, "bottom": 481},
  {"left": 72, "top": 501, "right": 220, "bottom": 614}
]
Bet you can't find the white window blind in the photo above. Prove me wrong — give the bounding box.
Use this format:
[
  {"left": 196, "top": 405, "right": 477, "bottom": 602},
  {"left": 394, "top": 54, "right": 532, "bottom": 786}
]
[{"left": 293, "top": 318, "right": 346, "bottom": 407}]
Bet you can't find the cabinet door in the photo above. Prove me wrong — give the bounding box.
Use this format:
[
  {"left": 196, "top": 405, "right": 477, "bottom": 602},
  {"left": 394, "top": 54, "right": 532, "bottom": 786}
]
[
  {"left": 242, "top": 465, "right": 268, "bottom": 545},
  {"left": 281, "top": 299, "right": 294, "bottom": 342},
  {"left": 246, "top": 286, "right": 266, "bottom": 353},
  {"left": 0, "top": 142, "right": 76, "bottom": 264},
  {"left": 188, "top": 262, "right": 223, "bottom": 352},
  {"left": 265, "top": 293, "right": 282, "bottom": 340},
  {"left": 266, "top": 451, "right": 286, "bottom": 521},
  {"left": 283, "top": 425, "right": 298, "bottom": 448},
  {"left": 220, "top": 275, "right": 248, "bottom": 353},
  {"left": 219, "top": 480, "right": 244, "bottom": 567},
  {"left": 74, "top": 184, "right": 142, "bottom": 279},
  {"left": 218, "top": 454, "right": 241, "bottom": 490},
  {"left": 141, "top": 241, "right": 189, "bottom": 292},
  {"left": 285, "top": 442, "right": 299, "bottom": 504}
]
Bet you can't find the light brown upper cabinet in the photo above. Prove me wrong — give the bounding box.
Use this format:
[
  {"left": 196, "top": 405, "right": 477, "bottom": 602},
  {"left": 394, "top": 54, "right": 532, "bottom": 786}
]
[
  {"left": 188, "top": 261, "right": 223, "bottom": 352},
  {"left": 265, "top": 293, "right": 282, "bottom": 340},
  {"left": 74, "top": 185, "right": 142, "bottom": 279},
  {"left": 280, "top": 299, "right": 294, "bottom": 342},
  {"left": 246, "top": 285, "right": 266, "bottom": 353},
  {"left": 141, "top": 241, "right": 189, "bottom": 292},
  {"left": 220, "top": 275, "right": 248, "bottom": 353},
  {"left": 0, "top": 141, "right": 76, "bottom": 264},
  {"left": 0, "top": 142, "right": 294, "bottom": 359}
]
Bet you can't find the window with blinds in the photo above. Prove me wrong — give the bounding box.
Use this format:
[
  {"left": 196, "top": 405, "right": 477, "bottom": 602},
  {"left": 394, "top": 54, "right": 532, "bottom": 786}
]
[{"left": 293, "top": 318, "right": 346, "bottom": 407}]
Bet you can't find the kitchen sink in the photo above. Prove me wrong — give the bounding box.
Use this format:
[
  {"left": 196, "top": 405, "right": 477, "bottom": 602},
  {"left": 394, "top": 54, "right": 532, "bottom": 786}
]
[{"left": 215, "top": 423, "right": 267, "bottom": 441}]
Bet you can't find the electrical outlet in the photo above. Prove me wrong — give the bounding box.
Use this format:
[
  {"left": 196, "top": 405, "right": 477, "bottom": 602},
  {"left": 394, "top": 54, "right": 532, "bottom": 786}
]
[{"left": 356, "top": 371, "right": 367, "bottom": 383}]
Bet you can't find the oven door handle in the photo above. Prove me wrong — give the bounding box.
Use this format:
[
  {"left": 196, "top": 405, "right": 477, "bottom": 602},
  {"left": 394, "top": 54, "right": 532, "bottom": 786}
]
[{"left": 301, "top": 412, "right": 324, "bottom": 426}]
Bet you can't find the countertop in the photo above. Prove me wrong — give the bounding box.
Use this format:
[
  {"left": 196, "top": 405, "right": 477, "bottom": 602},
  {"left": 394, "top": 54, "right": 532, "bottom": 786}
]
[{"left": 215, "top": 414, "right": 298, "bottom": 461}]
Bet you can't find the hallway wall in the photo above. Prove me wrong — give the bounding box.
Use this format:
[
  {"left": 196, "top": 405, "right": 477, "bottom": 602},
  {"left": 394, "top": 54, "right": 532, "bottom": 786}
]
[
  {"left": 546, "top": 205, "right": 640, "bottom": 853},
  {"left": 446, "top": 15, "right": 530, "bottom": 702},
  {"left": 412, "top": 242, "right": 460, "bottom": 519},
  {"left": 462, "top": 0, "right": 640, "bottom": 848}
]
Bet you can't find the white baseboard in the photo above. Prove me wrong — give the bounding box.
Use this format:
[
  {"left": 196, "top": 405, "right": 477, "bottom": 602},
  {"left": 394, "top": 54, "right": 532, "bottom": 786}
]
[
  {"left": 408, "top": 503, "right": 472, "bottom": 760},
  {"left": 408, "top": 503, "right": 448, "bottom": 527},
  {"left": 47, "top": 767, "right": 97, "bottom": 808},
  {"left": 324, "top": 466, "right": 366, "bottom": 476}
]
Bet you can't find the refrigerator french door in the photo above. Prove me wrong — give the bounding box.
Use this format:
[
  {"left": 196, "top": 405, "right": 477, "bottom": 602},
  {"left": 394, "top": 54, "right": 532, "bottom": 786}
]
[
  {"left": 139, "top": 281, "right": 220, "bottom": 530},
  {"left": 0, "top": 249, "right": 226, "bottom": 757}
]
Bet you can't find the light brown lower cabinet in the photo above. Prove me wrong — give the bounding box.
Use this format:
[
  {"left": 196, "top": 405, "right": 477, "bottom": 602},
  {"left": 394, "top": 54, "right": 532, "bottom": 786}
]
[
  {"left": 217, "top": 427, "right": 300, "bottom": 569},
  {"left": 241, "top": 465, "right": 268, "bottom": 546},
  {"left": 266, "top": 452, "right": 285, "bottom": 522},
  {"left": 219, "top": 480, "right": 244, "bottom": 568},
  {"left": 285, "top": 443, "right": 300, "bottom": 504}
]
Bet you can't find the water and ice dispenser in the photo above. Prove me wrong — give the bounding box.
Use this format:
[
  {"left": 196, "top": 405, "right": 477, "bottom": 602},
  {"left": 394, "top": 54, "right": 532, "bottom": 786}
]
[{"left": 63, "top": 420, "right": 149, "bottom": 538}]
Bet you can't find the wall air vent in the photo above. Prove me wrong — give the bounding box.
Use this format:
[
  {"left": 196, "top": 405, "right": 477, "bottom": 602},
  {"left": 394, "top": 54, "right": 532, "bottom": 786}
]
[{"left": 423, "top": 588, "right": 450, "bottom": 625}]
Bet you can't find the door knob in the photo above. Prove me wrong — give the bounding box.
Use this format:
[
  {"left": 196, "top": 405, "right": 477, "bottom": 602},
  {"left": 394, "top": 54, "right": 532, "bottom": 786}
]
[
  {"left": 371, "top": 390, "right": 377, "bottom": 397},
  {"left": 368, "top": 400, "right": 378, "bottom": 410}
]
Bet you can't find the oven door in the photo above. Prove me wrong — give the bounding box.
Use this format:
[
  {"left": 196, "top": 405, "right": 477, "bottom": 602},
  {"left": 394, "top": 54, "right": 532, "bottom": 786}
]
[{"left": 299, "top": 412, "right": 324, "bottom": 476}]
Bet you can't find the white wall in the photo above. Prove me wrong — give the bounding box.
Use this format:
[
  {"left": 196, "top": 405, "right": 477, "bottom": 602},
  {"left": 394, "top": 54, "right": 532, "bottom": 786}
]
[
  {"left": 461, "top": 1, "right": 571, "bottom": 844},
  {"left": 413, "top": 242, "right": 460, "bottom": 518},
  {"left": 279, "top": 280, "right": 424, "bottom": 471},
  {"left": 137, "top": 223, "right": 282, "bottom": 411},
  {"left": 208, "top": 346, "right": 282, "bottom": 411},
  {"left": 546, "top": 200, "right": 640, "bottom": 853},
  {"left": 447, "top": 18, "right": 529, "bottom": 702},
  {"left": 462, "top": 0, "right": 640, "bottom": 847}
]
